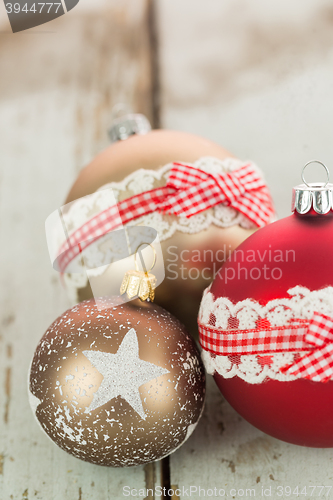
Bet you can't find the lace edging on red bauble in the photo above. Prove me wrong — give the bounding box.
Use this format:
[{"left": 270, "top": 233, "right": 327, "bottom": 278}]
[{"left": 198, "top": 286, "right": 333, "bottom": 383}]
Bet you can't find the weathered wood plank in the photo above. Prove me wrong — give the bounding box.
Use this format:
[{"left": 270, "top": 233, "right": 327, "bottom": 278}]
[
  {"left": 158, "top": 0, "right": 333, "bottom": 218},
  {"left": 169, "top": 378, "right": 333, "bottom": 499},
  {"left": 0, "top": 1, "right": 160, "bottom": 499},
  {"left": 158, "top": 0, "right": 333, "bottom": 496}
]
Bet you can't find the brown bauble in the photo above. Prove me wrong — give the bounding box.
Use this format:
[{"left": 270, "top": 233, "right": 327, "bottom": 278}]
[
  {"left": 63, "top": 130, "right": 259, "bottom": 333},
  {"left": 29, "top": 298, "right": 205, "bottom": 467}
]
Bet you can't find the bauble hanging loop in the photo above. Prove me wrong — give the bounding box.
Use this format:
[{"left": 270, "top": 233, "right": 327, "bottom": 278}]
[
  {"left": 301, "top": 159, "right": 330, "bottom": 188},
  {"left": 120, "top": 243, "right": 157, "bottom": 302},
  {"left": 107, "top": 103, "right": 151, "bottom": 143},
  {"left": 292, "top": 160, "right": 333, "bottom": 215}
]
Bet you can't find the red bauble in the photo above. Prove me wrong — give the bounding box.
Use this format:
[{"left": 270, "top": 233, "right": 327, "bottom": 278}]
[{"left": 199, "top": 168, "right": 333, "bottom": 447}]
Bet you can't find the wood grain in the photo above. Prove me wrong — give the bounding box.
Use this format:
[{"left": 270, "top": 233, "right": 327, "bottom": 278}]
[
  {"left": 169, "top": 378, "right": 333, "bottom": 499},
  {"left": 158, "top": 1, "right": 333, "bottom": 496},
  {"left": 0, "top": 1, "right": 160, "bottom": 498},
  {"left": 157, "top": 0, "right": 333, "bottom": 219}
]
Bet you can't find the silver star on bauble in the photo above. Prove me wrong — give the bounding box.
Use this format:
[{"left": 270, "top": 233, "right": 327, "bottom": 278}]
[{"left": 83, "top": 328, "right": 169, "bottom": 420}]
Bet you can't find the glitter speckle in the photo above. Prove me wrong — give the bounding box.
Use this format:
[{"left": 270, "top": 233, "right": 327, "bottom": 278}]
[
  {"left": 83, "top": 329, "right": 169, "bottom": 420},
  {"left": 28, "top": 299, "right": 205, "bottom": 467}
]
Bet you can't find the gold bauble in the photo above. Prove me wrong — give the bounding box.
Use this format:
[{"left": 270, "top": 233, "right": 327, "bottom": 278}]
[
  {"left": 63, "top": 130, "right": 260, "bottom": 332},
  {"left": 29, "top": 298, "right": 205, "bottom": 467}
]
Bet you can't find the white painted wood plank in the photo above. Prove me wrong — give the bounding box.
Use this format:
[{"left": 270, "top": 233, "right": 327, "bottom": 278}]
[
  {"left": 0, "top": 2, "right": 160, "bottom": 499},
  {"left": 169, "top": 378, "right": 333, "bottom": 499},
  {"left": 158, "top": 1, "right": 333, "bottom": 496},
  {"left": 158, "top": 0, "right": 333, "bottom": 219}
]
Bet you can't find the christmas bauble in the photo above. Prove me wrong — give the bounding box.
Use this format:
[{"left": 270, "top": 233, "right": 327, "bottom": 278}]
[
  {"left": 198, "top": 161, "right": 333, "bottom": 447},
  {"left": 59, "top": 113, "right": 274, "bottom": 333},
  {"left": 29, "top": 298, "right": 205, "bottom": 466},
  {"left": 66, "top": 129, "right": 234, "bottom": 202}
]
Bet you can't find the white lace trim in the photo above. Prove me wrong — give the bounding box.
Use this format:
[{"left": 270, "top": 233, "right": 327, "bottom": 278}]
[
  {"left": 61, "top": 157, "right": 270, "bottom": 289},
  {"left": 201, "top": 349, "right": 306, "bottom": 384},
  {"left": 199, "top": 286, "right": 333, "bottom": 383}
]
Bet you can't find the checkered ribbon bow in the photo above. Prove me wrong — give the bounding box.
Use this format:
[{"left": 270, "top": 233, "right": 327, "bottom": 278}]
[
  {"left": 157, "top": 162, "right": 273, "bottom": 222},
  {"left": 281, "top": 312, "right": 333, "bottom": 382},
  {"left": 57, "top": 162, "right": 274, "bottom": 272},
  {"left": 198, "top": 312, "right": 333, "bottom": 382}
]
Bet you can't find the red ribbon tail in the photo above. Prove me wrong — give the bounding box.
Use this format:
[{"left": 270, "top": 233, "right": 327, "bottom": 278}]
[{"left": 280, "top": 343, "right": 333, "bottom": 383}]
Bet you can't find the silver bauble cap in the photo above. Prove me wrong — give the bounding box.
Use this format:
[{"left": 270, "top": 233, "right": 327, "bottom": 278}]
[
  {"left": 292, "top": 160, "right": 333, "bottom": 215},
  {"left": 108, "top": 104, "right": 151, "bottom": 143}
]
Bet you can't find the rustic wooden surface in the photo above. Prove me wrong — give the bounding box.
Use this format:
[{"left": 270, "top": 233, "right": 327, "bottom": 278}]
[
  {"left": 2, "top": 1, "right": 333, "bottom": 499},
  {"left": 158, "top": 0, "right": 333, "bottom": 219},
  {"left": 169, "top": 378, "right": 333, "bottom": 499},
  {"left": 0, "top": 1, "right": 161, "bottom": 499},
  {"left": 158, "top": 1, "right": 333, "bottom": 498}
]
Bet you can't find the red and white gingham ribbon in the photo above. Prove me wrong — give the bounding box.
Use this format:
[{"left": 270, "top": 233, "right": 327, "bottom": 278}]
[
  {"left": 198, "top": 312, "right": 333, "bottom": 382},
  {"left": 56, "top": 161, "right": 274, "bottom": 273},
  {"left": 281, "top": 312, "right": 333, "bottom": 382}
]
